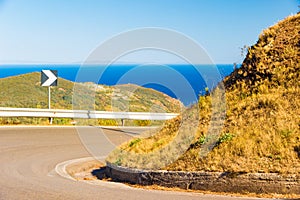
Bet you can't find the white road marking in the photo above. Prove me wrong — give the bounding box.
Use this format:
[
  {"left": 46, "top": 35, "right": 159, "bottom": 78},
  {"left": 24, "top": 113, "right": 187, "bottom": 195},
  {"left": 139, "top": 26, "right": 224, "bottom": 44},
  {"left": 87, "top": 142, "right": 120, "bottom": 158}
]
[{"left": 54, "top": 156, "right": 133, "bottom": 189}]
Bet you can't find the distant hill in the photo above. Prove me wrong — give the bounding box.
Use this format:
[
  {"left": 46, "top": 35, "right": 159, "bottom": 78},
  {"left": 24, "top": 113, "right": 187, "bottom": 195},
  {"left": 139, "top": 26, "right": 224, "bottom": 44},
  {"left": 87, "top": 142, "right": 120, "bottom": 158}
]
[
  {"left": 0, "top": 72, "right": 182, "bottom": 125},
  {"left": 108, "top": 13, "right": 300, "bottom": 174}
]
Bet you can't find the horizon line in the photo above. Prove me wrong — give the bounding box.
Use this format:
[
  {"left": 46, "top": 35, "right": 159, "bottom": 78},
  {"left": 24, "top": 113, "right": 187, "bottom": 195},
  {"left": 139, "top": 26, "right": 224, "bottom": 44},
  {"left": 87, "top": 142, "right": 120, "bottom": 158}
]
[{"left": 0, "top": 62, "right": 241, "bottom": 65}]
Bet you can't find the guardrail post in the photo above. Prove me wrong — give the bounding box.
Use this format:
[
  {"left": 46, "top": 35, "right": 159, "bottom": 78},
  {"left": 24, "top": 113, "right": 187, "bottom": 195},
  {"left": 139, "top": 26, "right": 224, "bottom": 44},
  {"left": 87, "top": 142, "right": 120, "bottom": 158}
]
[{"left": 121, "top": 119, "right": 125, "bottom": 126}]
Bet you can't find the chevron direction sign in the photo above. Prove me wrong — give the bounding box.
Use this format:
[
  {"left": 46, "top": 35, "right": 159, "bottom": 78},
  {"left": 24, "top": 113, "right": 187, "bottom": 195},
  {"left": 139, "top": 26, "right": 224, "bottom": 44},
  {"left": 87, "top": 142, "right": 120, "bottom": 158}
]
[{"left": 41, "top": 70, "right": 58, "bottom": 87}]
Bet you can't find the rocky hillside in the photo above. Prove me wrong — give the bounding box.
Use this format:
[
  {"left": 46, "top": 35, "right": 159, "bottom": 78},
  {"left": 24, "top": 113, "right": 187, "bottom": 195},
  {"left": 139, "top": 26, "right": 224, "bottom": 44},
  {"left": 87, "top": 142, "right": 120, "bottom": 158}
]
[
  {"left": 0, "top": 72, "right": 182, "bottom": 125},
  {"left": 107, "top": 13, "right": 300, "bottom": 174}
]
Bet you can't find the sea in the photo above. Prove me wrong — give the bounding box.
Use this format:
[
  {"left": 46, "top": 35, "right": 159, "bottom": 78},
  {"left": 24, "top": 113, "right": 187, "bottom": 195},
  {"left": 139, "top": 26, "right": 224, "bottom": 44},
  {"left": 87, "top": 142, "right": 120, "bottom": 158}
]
[{"left": 0, "top": 64, "right": 238, "bottom": 105}]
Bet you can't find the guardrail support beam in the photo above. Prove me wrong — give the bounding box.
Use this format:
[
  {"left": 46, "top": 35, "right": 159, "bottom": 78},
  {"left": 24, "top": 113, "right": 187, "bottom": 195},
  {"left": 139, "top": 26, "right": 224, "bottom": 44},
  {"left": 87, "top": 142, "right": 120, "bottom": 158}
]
[{"left": 0, "top": 107, "right": 179, "bottom": 122}]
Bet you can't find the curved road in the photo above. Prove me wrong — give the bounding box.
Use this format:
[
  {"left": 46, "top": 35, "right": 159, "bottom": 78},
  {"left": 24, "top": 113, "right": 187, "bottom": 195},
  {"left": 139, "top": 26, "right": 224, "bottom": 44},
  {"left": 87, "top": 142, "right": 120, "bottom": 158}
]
[{"left": 0, "top": 127, "right": 267, "bottom": 200}]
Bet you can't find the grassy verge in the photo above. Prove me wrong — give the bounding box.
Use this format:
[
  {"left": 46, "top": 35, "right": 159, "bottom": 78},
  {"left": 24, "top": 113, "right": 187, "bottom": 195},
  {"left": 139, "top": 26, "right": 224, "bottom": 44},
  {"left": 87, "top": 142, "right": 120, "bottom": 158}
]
[{"left": 106, "top": 13, "right": 300, "bottom": 174}]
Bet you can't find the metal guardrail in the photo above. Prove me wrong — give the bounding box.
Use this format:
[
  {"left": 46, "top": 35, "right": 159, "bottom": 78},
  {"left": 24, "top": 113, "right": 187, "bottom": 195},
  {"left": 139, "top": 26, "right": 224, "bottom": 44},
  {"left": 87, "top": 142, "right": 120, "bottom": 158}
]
[{"left": 0, "top": 107, "right": 179, "bottom": 120}]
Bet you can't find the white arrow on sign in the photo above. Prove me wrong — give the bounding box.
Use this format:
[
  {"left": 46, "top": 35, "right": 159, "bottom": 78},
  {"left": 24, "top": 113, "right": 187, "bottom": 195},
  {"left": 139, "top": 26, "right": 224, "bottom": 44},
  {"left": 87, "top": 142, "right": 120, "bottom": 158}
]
[{"left": 41, "top": 70, "right": 57, "bottom": 86}]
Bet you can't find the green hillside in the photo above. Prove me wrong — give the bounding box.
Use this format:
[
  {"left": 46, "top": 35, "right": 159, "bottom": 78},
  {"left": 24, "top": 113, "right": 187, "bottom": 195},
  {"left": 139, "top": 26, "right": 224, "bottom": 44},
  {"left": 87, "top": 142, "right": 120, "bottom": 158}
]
[
  {"left": 0, "top": 72, "right": 73, "bottom": 109},
  {"left": 0, "top": 72, "right": 182, "bottom": 125},
  {"left": 107, "top": 13, "right": 300, "bottom": 174}
]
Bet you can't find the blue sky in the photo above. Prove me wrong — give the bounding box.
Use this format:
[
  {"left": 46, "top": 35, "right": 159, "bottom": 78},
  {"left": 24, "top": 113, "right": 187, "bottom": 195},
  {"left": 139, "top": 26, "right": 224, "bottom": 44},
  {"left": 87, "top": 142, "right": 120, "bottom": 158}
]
[{"left": 0, "top": 0, "right": 298, "bottom": 64}]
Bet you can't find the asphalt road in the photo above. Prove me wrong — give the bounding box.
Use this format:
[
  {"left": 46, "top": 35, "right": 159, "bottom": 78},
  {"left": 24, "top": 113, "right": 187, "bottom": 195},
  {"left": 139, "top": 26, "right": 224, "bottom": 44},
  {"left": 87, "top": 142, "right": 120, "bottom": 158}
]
[{"left": 0, "top": 126, "right": 268, "bottom": 200}]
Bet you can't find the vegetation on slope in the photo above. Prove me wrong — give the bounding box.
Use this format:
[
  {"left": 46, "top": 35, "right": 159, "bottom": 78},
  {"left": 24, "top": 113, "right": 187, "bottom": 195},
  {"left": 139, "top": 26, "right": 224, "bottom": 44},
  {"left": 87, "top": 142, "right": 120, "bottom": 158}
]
[
  {"left": 0, "top": 72, "right": 181, "bottom": 125},
  {"left": 107, "top": 13, "right": 300, "bottom": 174}
]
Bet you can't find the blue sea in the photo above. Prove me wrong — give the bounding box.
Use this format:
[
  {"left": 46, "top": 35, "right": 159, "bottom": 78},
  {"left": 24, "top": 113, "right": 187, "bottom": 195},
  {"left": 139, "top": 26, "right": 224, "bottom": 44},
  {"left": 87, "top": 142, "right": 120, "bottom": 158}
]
[{"left": 0, "top": 64, "right": 237, "bottom": 105}]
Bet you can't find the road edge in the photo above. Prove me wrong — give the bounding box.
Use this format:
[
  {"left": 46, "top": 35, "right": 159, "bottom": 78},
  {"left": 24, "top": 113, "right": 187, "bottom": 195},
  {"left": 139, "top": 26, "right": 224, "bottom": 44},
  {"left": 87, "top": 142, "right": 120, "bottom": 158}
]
[{"left": 105, "top": 162, "right": 300, "bottom": 195}]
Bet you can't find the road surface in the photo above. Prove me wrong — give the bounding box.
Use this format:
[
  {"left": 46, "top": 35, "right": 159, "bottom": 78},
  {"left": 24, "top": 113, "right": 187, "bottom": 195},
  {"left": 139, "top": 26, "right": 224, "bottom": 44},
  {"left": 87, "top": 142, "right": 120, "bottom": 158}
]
[{"left": 0, "top": 126, "right": 267, "bottom": 200}]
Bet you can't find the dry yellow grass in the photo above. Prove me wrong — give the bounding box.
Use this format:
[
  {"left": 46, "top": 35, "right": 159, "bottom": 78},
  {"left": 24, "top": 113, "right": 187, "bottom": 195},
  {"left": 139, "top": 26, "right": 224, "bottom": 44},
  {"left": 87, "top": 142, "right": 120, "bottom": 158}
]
[{"left": 107, "top": 13, "right": 300, "bottom": 174}]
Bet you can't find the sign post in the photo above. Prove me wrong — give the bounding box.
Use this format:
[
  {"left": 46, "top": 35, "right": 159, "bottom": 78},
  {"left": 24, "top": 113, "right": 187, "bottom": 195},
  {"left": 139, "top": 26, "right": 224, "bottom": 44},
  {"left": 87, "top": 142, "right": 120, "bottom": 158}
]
[
  {"left": 48, "top": 86, "right": 51, "bottom": 109},
  {"left": 41, "top": 70, "right": 58, "bottom": 124}
]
